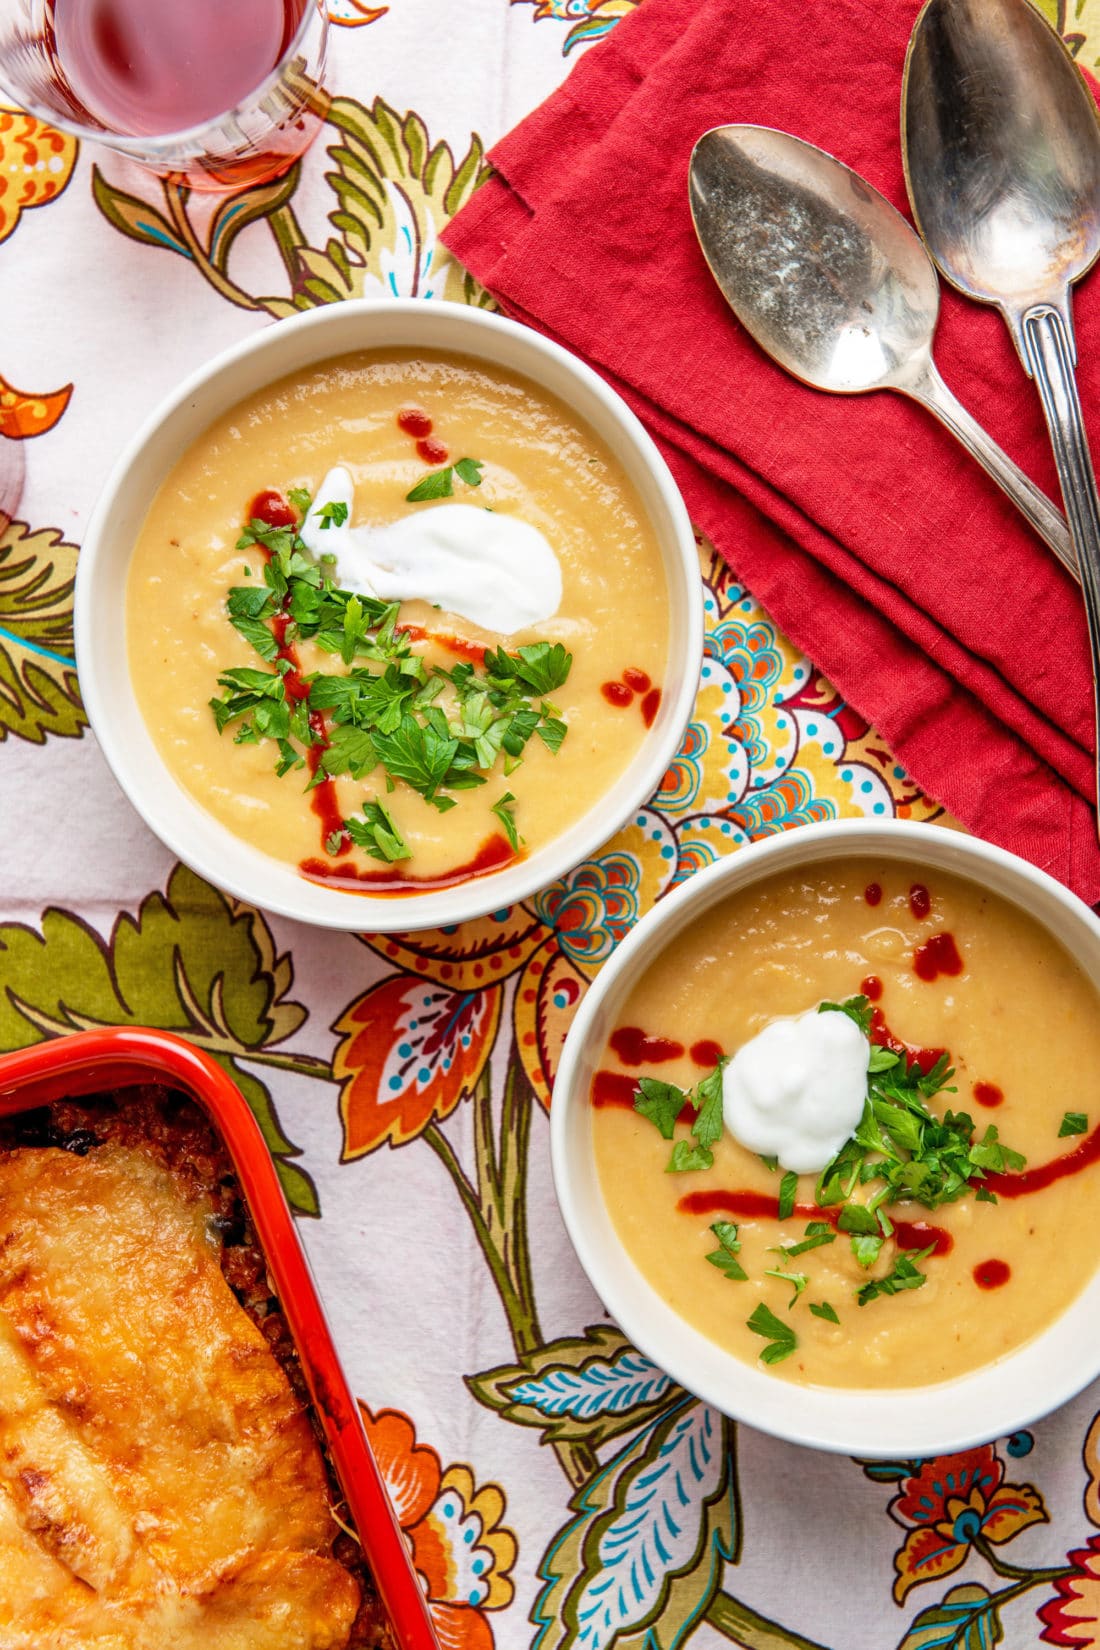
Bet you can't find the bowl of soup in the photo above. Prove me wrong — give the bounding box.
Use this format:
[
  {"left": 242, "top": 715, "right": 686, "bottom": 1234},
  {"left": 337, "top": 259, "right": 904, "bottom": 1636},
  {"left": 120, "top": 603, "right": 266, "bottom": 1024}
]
[
  {"left": 551, "top": 817, "right": 1100, "bottom": 1455},
  {"left": 76, "top": 300, "right": 700, "bottom": 930}
]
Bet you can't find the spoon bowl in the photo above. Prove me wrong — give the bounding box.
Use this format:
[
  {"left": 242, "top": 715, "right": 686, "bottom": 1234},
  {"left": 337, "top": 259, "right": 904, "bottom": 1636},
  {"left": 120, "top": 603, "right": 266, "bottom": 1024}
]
[
  {"left": 903, "top": 0, "right": 1100, "bottom": 342},
  {"left": 903, "top": 0, "right": 1100, "bottom": 840},
  {"left": 688, "top": 124, "right": 1074, "bottom": 575},
  {"left": 689, "top": 125, "right": 940, "bottom": 395}
]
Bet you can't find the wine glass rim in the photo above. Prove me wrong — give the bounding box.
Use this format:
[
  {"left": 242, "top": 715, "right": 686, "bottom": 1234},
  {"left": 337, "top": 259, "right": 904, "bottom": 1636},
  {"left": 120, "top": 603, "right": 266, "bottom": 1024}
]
[{"left": 0, "top": 0, "right": 324, "bottom": 158}]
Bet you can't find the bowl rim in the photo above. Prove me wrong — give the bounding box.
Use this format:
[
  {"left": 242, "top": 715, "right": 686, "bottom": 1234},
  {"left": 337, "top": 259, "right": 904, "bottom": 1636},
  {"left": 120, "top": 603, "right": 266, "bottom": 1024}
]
[
  {"left": 550, "top": 816, "right": 1100, "bottom": 1456},
  {"left": 75, "top": 297, "right": 702, "bottom": 932}
]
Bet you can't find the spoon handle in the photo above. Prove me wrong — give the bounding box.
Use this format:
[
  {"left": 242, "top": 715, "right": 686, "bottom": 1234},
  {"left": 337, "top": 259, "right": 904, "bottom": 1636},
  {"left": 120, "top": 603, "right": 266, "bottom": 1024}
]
[
  {"left": 906, "top": 362, "right": 1077, "bottom": 583},
  {"left": 1020, "top": 303, "right": 1100, "bottom": 820}
]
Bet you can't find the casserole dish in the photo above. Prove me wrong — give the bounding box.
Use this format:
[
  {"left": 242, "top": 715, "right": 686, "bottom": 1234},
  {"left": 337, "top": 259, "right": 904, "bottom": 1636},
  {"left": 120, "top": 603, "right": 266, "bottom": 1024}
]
[{"left": 0, "top": 1025, "right": 438, "bottom": 1650}]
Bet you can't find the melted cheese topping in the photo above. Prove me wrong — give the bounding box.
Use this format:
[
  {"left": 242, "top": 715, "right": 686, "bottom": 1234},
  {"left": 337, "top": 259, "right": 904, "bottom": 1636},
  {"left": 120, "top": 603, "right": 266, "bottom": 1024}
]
[{"left": 0, "top": 1145, "right": 360, "bottom": 1648}]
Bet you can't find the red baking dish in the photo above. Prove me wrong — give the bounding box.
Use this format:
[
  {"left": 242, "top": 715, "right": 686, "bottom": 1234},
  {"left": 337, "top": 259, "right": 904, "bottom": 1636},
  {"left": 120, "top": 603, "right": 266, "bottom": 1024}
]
[{"left": 0, "top": 1025, "right": 440, "bottom": 1650}]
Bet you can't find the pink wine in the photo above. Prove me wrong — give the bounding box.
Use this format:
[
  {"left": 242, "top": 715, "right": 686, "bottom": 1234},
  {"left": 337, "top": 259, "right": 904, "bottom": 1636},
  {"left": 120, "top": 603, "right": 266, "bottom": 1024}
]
[{"left": 51, "top": 0, "right": 309, "bottom": 138}]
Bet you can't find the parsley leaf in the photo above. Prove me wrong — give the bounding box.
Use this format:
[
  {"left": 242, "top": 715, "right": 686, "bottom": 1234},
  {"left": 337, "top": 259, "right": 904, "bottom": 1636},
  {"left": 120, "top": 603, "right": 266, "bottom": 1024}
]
[
  {"left": 774, "top": 1221, "right": 836, "bottom": 1258},
  {"left": 705, "top": 1222, "right": 747, "bottom": 1282},
  {"left": 453, "top": 457, "right": 484, "bottom": 487},
  {"left": 667, "top": 1140, "right": 714, "bottom": 1173},
  {"left": 486, "top": 642, "right": 573, "bottom": 697},
  {"left": 857, "top": 1245, "right": 935, "bottom": 1307},
  {"left": 491, "top": 792, "right": 520, "bottom": 852},
  {"left": 315, "top": 500, "right": 349, "bottom": 529},
  {"left": 850, "top": 1232, "right": 884, "bottom": 1270},
  {"left": 818, "top": 995, "right": 873, "bottom": 1036},
  {"left": 405, "top": 467, "right": 454, "bottom": 503},
  {"left": 692, "top": 1063, "right": 726, "bottom": 1154},
  {"left": 778, "top": 1171, "right": 798, "bottom": 1221},
  {"left": 809, "top": 1301, "right": 840, "bottom": 1325},
  {"left": 287, "top": 486, "right": 312, "bottom": 516},
  {"left": 343, "top": 799, "right": 409, "bottom": 863},
  {"left": 1060, "top": 1111, "right": 1089, "bottom": 1137},
  {"left": 633, "top": 1078, "right": 686, "bottom": 1140},
  {"left": 764, "top": 1267, "right": 809, "bottom": 1308},
  {"left": 746, "top": 1303, "right": 798, "bottom": 1364}
]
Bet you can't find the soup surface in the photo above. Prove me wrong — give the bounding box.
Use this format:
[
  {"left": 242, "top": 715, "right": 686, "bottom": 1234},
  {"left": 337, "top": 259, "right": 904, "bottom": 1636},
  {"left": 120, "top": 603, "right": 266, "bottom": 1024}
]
[
  {"left": 591, "top": 859, "right": 1100, "bottom": 1387},
  {"left": 126, "top": 350, "right": 670, "bottom": 893}
]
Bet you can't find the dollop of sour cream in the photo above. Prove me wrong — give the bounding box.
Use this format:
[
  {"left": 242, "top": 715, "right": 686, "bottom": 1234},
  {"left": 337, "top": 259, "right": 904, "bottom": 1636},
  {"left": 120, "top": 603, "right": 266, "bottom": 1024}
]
[
  {"left": 722, "top": 1007, "right": 869, "bottom": 1175},
  {"left": 298, "top": 465, "right": 562, "bottom": 635}
]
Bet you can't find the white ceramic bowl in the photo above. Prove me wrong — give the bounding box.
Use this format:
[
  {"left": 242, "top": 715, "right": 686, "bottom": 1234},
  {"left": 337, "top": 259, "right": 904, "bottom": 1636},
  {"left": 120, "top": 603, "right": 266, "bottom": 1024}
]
[
  {"left": 75, "top": 299, "right": 701, "bottom": 932},
  {"left": 551, "top": 817, "right": 1100, "bottom": 1456}
]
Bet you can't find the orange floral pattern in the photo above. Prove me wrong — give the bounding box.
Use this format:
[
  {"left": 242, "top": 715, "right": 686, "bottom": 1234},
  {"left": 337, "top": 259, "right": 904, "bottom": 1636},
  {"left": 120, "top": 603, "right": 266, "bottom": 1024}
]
[
  {"left": 0, "top": 372, "right": 72, "bottom": 440},
  {"left": 359, "top": 1405, "right": 516, "bottom": 1649},
  {"left": 336, "top": 976, "right": 503, "bottom": 1157},
  {"left": 890, "top": 1447, "right": 1047, "bottom": 1604},
  {"left": 1041, "top": 1537, "right": 1100, "bottom": 1646},
  {"left": 0, "top": 106, "right": 76, "bottom": 244}
]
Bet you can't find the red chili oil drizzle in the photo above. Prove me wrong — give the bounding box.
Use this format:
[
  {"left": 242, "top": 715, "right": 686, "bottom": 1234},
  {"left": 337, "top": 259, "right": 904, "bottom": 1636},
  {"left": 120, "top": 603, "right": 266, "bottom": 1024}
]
[
  {"left": 600, "top": 670, "right": 662, "bottom": 724},
  {"left": 973, "top": 1082, "right": 1004, "bottom": 1109},
  {"left": 973, "top": 1259, "right": 1010, "bottom": 1290},
  {"left": 247, "top": 488, "right": 297, "bottom": 528},
  {"left": 395, "top": 622, "right": 487, "bottom": 665},
  {"left": 674, "top": 1188, "right": 953, "bottom": 1254},
  {"left": 986, "top": 1122, "right": 1100, "bottom": 1198},
  {"left": 417, "top": 435, "right": 449, "bottom": 465},
  {"left": 869, "top": 1006, "right": 945, "bottom": 1078},
  {"left": 300, "top": 833, "right": 516, "bottom": 895},
  {"left": 691, "top": 1038, "right": 725, "bottom": 1068},
  {"left": 591, "top": 1070, "right": 642, "bottom": 1109},
  {"left": 305, "top": 745, "right": 348, "bottom": 856},
  {"left": 909, "top": 883, "right": 931, "bottom": 920},
  {"left": 609, "top": 1027, "right": 685, "bottom": 1065},
  {"left": 895, "top": 1219, "right": 953, "bottom": 1257},
  {"left": 864, "top": 882, "right": 883, "bottom": 907},
  {"left": 397, "top": 406, "right": 433, "bottom": 438},
  {"left": 861, "top": 975, "right": 883, "bottom": 1003},
  {"left": 913, "top": 932, "right": 964, "bottom": 982}
]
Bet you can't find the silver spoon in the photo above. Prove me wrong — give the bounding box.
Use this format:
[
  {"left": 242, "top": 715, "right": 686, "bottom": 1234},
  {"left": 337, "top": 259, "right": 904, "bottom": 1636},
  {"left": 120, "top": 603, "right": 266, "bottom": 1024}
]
[
  {"left": 688, "top": 124, "right": 1075, "bottom": 579},
  {"left": 903, "top": 0, "right": 1100, "bottom": 826}
]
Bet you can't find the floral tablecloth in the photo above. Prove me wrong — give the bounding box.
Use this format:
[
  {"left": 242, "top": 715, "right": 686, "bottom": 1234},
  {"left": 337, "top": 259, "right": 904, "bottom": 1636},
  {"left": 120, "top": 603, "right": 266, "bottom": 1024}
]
[{"left": 5, "top": 4, "right": 1100, "bottom": 1647}]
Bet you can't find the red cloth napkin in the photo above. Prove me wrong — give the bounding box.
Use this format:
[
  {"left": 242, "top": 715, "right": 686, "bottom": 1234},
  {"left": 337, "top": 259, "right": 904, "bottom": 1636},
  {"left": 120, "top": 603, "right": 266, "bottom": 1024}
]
[{"left": 441, "top": 0, "right": 1100, "bottom": 902}]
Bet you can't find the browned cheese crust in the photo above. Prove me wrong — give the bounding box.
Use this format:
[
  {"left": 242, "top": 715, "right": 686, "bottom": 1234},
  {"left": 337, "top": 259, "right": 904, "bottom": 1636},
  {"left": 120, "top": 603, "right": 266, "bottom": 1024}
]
[{"left": 0, "top": 1141, "right": 362, "bottom": 1648}]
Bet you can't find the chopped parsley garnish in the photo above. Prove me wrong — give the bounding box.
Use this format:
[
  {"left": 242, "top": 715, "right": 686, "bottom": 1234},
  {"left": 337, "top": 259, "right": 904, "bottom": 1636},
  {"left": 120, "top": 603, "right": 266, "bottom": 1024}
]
[
  {"left": 491, "top": 792, "right": 520, "bottom": 852},
  {"left": 705, "top": 1221, "right": 747, "bottom": 1282},
  {"left": 344, "top": 799, "right": 409, "bottom": 863},
  {"left": 777, "top": 1170, "right": 798, "bottom": 1222},
  {"left": 210, "top": 497, "right": 572, "bottom": 856},
  {"left": 773, "top": 1221, "right": 836, "bottom": 1259},
  {"left": 856, "top": 1246, "right": 935, "bottom": 1307},
  {"left": 405, "top": 456, "right": 484, "bottom": 503},
  {"left": 746, "top": 1303, "right": 798, "bottom": 1364},
  {"left": 656, "top": 1059, "right": 729, "bottom": 1173},
  {"left": 630, "top": 992, "right": 1028, "bottom": 1325},
  {"left": 1060, "top": 1111, "right": 1089, "bottom": 1137},
  {"left": 315, "top": 500, "right": 349, "bottom": 529},
  {"left": 764, "top": 1266, "right": 809, "bottom": 1308}
]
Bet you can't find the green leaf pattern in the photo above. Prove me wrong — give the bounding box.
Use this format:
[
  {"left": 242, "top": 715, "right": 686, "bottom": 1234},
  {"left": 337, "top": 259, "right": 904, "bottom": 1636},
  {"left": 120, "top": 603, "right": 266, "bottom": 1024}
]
[{"left": 0, "top": 518, "right": 84, "bottom": 744}]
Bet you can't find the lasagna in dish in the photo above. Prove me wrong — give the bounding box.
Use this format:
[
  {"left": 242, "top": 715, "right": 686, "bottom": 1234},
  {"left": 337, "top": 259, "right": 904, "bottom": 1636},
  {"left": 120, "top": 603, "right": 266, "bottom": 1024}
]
[{"left": 0, "top": 1090, "right": 387, "bottom": 1649}]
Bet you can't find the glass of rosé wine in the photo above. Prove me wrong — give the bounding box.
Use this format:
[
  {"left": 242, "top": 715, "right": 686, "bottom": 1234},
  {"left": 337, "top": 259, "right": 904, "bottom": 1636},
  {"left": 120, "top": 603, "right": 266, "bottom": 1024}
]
[{"left": 0, "top": 0, "right": 329, "bottom": 191}]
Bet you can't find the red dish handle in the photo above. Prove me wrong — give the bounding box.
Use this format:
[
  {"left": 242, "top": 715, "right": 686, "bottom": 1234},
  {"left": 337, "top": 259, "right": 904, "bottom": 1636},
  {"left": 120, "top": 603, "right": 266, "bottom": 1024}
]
[{"left": 0, "top": 1028, "right": 440, "bottom": 1650}]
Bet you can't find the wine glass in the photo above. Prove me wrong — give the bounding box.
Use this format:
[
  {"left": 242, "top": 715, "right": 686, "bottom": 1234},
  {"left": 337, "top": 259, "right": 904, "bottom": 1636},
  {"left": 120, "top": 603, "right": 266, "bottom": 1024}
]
[{"left": 0, "top": 0, "right": 329, "bottom": 191}]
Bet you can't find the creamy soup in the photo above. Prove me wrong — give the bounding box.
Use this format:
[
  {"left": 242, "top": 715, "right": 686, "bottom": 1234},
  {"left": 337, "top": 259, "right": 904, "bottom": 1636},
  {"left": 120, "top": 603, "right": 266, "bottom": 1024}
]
[
  {"left": 126, "top": 351, "right": 670, "bottom": 893},
  {"left": 591, "top": 860, "right": 1100, "bottom": 1387}
]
